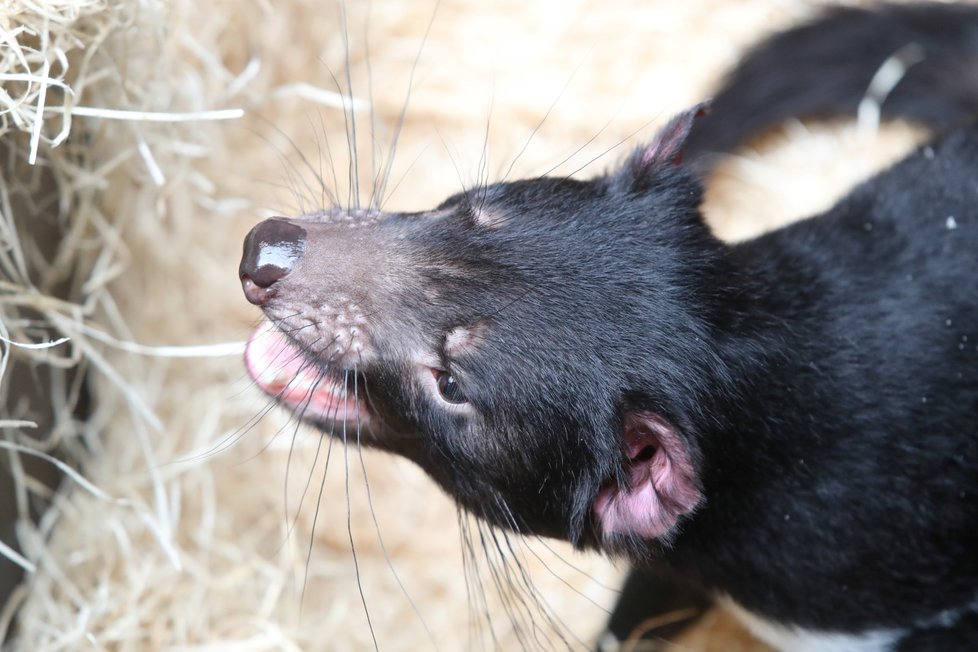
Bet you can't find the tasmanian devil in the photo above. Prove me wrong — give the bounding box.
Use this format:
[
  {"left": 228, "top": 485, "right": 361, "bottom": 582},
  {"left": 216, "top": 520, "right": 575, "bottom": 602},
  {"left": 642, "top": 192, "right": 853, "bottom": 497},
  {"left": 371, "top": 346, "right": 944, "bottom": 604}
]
[{"left": 238, "top": 4, "right": 978, "bottom": 651}]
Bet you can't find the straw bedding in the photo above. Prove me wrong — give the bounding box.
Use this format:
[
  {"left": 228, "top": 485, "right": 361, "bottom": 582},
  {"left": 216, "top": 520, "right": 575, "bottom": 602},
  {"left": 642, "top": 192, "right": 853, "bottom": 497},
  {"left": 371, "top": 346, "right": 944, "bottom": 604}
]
[{"left": 0, "top": 0, "right": 931, "bottom": 649}]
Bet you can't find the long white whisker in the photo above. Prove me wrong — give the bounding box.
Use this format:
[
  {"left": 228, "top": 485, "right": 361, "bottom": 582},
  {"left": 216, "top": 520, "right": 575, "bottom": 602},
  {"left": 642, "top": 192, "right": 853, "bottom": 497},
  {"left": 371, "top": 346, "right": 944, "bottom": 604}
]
[
  {"left": 354, "top": 358, "right": 441, "bottom": 649},
  {"left": 476, "top": 520, "right": 537, "bottom": 650},
  {"left": 377, "top": 0, "right": 442, "bottom": 209},
  {"left": 337, "top": 0, "right": 361, "bottom": 209},
  {"left": 500, "top": 50, "right": 592, "bottom": 183},
  {"left": 459, "top": 510, "right": 498, "bottom": 651},
  {"left": 340, "top": 368, "right": 379, "bottom": 650}
]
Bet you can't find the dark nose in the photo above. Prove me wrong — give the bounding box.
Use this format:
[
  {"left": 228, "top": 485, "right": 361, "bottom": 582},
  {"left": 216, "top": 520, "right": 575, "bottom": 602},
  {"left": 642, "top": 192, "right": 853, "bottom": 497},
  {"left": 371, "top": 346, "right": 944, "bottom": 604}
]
[{"left": 239, "top": 217, "right": 307, "bottom": 305}]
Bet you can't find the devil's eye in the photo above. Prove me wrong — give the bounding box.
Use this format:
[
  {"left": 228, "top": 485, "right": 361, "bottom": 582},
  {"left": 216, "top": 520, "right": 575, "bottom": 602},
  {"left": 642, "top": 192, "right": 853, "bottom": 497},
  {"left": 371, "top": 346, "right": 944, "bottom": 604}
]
[{"left": 436, "top": 370, "right": 467, "bottom": 404}]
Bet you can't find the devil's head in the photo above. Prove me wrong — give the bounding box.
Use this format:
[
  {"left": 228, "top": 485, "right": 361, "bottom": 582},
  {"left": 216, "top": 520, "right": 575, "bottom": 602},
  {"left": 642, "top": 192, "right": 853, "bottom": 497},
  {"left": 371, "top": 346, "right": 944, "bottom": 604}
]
[{"left": 240, "top": 107, "right": 726, "bottom": 555}]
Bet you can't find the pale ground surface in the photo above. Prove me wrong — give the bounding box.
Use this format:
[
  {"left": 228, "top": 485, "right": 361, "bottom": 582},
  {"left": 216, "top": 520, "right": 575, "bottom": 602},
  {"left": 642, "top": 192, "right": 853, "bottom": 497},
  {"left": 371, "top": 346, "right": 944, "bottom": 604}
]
[{"left": 0, "top": 0, "right": 934, "bottom": 650}]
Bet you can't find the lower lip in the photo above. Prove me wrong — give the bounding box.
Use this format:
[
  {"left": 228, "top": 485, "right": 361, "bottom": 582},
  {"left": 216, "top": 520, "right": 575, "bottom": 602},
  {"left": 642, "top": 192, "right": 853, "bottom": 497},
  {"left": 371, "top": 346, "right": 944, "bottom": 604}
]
[{"left": 244, "top": 322, "right": 370, "bottom": 423}]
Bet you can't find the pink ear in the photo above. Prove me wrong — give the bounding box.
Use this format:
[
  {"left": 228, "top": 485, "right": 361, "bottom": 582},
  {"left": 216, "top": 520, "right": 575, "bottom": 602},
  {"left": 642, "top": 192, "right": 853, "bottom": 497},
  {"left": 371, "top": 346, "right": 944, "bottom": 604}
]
[
  {"left": 631, "top": 103, "right": 710, "bottom": 175},
  {"left": 593, "top": 411, "right": 701, "bottom": 540}
]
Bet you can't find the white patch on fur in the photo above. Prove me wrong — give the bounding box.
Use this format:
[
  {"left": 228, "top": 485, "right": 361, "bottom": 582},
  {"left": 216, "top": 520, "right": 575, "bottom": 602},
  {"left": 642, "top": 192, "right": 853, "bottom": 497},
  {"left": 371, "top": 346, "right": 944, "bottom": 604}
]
[
  {"left": 472, "top": 204, "right": 506, "bottom": 229},
  {"left": 915, "top": 591, "right": 978, "bottom": 630},
  {"left": 722, "top": 598, "right": 903, "bottom": 652},
  {"left": 444, "top": 322, "right": 486, "bottom": 356}
]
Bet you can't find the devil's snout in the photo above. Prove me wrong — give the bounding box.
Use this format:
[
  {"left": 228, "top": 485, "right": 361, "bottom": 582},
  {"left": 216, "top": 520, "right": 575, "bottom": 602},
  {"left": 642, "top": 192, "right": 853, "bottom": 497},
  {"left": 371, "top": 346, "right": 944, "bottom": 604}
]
[{"left": 239, "top": 217, "right": 307, "bottom": 305}]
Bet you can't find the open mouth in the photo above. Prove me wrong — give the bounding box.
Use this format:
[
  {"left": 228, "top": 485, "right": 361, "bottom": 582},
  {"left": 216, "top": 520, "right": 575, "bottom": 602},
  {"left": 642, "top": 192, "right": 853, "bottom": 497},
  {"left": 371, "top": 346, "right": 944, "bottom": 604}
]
[{"left": 244, "top": 321, "right": 370, "bottom": 424}]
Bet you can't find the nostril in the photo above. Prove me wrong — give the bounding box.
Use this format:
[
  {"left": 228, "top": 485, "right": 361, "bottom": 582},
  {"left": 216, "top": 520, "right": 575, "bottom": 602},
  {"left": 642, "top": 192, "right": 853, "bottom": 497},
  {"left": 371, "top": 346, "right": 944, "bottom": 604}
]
[
  {"left": 239, "top": 217, "right": 307, "bottom": 304},
  {"left": 241, "top": 275, "right": 271, "bottom": 306}
]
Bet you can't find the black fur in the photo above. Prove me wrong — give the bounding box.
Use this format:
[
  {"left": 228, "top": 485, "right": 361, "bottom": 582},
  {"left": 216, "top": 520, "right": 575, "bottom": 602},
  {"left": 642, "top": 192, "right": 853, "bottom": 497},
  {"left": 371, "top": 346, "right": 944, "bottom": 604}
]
[
  {"left": 240, "top": 4, "right": 978, "bottom": 650},
  {"left": 685, "top": 3, "right": 978, "bottom": 164}
]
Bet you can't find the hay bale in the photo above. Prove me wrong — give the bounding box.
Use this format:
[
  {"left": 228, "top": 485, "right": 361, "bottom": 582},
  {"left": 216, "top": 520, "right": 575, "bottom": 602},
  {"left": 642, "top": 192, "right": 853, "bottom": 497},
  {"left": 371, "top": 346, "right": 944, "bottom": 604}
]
[{"left": 0, "top": 0, "right": 929, "bottom": 649}]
